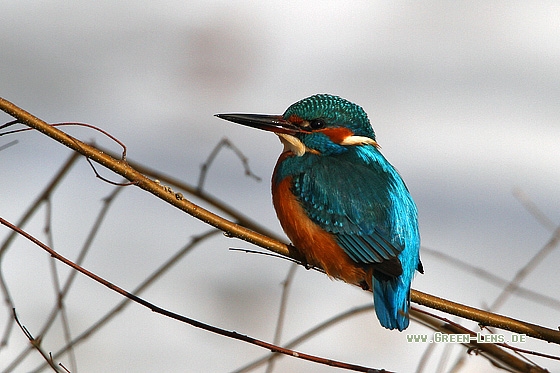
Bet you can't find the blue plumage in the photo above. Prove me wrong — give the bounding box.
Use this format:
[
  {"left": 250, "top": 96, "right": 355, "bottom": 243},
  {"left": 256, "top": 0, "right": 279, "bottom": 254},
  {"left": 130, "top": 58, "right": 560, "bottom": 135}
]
[{"left": 217, "top": 94, "right": 422, "bottom": 331}]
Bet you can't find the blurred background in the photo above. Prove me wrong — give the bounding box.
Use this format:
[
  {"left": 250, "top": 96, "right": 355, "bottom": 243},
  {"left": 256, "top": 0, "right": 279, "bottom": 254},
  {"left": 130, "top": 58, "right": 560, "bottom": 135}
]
[{"left": 1, "top": 1, "right": 559, "bottom": 372}]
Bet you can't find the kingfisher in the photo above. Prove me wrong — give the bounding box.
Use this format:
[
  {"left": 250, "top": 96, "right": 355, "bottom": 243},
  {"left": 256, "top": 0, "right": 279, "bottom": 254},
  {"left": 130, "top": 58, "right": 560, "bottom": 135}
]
[{"left": 216, "top": 94, "right": 422, "bottom": 331}]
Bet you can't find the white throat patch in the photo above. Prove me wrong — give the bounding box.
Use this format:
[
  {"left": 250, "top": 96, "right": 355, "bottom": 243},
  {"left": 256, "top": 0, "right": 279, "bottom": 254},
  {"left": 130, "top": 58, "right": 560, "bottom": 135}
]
[{"left": 277, "top": 133, "right": 307, "bottom": 156}]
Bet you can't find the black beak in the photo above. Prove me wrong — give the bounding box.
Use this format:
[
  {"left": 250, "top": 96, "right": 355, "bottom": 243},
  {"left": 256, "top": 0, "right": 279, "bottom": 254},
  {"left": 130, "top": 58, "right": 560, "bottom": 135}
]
[{"left": 215, "top": 113, "right": 302, "bottom": 135}]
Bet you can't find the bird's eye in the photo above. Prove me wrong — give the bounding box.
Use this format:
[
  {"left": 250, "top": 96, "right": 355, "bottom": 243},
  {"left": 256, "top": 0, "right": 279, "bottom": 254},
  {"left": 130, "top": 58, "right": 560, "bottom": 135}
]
[{"left": 309, "top": 119, "right": 326, "bottom": 130}]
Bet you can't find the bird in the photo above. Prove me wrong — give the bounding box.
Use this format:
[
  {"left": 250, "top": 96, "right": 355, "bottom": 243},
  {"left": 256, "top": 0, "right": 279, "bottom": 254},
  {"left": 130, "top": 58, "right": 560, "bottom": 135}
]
[{"left": 216, "top": 94, "right": 422, "bottom": 331}]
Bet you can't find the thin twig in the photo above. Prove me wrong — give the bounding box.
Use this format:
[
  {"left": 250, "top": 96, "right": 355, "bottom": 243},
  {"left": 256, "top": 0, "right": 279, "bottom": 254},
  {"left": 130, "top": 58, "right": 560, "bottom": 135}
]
[
  {"left": 12, "top": 309, "right": 62, "bottom": 373},
  {"left": 197, "top": 137, "right": 261, "bottom": 191},
  {"left": 415, "top": 335, "right": 438, "bottom": 373},
  {"left": 0, "top": 121, "right": 127, "bottom": 160},
  {"left": 228, "top": 247, "right": 303, "bottom": 266}
]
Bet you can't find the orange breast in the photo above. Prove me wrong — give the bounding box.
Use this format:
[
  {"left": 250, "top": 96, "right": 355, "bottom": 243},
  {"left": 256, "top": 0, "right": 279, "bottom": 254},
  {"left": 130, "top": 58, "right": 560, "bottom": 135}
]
[{"left": 272, "top": 162, "right": 371, "bottom": 288}]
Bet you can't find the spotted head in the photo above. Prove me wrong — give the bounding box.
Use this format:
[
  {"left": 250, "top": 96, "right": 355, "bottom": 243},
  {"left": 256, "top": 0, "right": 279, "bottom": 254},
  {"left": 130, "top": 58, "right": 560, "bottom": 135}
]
[{"left": 216, "top": 94, "right": 378, "bottom": 156}]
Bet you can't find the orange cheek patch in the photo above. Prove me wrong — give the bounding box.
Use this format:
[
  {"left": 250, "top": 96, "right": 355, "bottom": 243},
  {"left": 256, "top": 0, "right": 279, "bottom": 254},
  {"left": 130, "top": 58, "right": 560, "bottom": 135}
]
[
  {"left": 287, "top": 114, "right": 304, "bottom": 125},
  {"left": 319, "top": 127, "right": 353, "bottom": 143}
]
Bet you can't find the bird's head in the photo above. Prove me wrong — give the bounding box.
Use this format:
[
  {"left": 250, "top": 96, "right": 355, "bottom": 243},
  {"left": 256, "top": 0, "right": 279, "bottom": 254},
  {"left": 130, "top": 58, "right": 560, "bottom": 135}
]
[{"left": 216, "top": 94, "right": 378, "bottom": 156}]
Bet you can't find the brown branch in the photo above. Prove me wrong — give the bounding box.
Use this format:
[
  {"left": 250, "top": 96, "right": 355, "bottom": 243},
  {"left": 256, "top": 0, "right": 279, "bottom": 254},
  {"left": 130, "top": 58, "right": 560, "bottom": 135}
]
[
  {"left": 2, "top": 97, "right": 560, "bottom": 347},
  {"left": 0, "top": 217, "right": 388, "bottom": 373}
]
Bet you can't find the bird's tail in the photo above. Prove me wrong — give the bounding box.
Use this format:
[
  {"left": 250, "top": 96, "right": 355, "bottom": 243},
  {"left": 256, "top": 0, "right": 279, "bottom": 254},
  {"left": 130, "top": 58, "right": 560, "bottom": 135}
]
[{"left": 373, "top": 274, "right": 410, "bottom": 331}]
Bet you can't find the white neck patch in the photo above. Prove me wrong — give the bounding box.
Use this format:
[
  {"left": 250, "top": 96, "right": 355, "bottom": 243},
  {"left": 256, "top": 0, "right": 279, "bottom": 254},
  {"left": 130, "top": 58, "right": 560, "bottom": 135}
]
[
  {"left": 340, "top": 135, "right": 378, "bottom": 147},
  {"left": 277, "top": 133, "right": 307, "bottom": 156}
]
